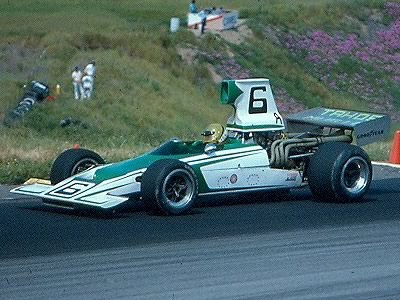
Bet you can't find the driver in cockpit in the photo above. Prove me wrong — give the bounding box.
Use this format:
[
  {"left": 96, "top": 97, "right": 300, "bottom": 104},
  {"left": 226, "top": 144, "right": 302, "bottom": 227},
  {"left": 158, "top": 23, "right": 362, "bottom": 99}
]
[{"left": 201, "top": 123, "right": 228, "bottom": 145}]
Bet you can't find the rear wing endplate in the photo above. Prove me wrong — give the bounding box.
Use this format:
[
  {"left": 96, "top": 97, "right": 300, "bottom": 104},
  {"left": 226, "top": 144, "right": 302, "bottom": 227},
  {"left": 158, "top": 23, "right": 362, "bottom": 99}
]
[{"left": 286, "top": 107, "right": 391, "bottom": 146}]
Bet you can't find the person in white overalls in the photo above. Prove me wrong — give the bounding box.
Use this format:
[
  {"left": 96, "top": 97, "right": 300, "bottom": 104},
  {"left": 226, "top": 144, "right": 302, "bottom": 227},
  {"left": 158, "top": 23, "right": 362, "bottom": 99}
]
[
  {"left": 82, "top": 60, "right": 96, "bottom": 99},
  {"left": 71, "top": 66, "right": 83, "bottom": 100}
]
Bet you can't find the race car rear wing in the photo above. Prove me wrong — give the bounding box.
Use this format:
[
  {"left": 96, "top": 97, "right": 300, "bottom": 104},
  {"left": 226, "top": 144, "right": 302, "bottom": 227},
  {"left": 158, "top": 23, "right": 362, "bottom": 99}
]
[{"left": 286, "top": 107, "right": 390, "bottom": 146}]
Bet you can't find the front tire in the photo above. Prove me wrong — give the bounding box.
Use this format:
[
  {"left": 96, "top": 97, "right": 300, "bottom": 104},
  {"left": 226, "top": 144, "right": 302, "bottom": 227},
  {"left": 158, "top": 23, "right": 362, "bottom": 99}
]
[
  {"left": 142, "top": 159, "right": 198, "bottom": 215},
  {"left": 307, "top": 142, "right": 372, "bottom": 202},
  {"left": 50, "top": 148, "right": 105, "bottom": 184}
]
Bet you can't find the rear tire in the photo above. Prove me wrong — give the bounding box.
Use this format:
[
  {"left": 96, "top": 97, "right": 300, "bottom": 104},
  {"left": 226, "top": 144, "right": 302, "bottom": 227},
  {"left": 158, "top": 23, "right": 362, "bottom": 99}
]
[
  {"left": 50, "top": 148, "right": 105, "bottom": 184},
  {"left": 142, "top": 159, "right": 198, "bottom": 215},
  {"left": 308, "top": 142, "right": 372, "bottom": 202}
]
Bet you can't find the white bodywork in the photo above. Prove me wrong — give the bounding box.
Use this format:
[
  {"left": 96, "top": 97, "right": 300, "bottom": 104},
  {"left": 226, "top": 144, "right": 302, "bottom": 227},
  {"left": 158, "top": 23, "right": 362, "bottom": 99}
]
[
  {"left": 12, "top": 167, "right": 143, "bottom": 209},
  {"left": 11, "top": 145, "right": 303, "bottom": 209},
  {"left": 223, "top": 79, "right": 285, "bottom": 132},
  {"left": 184, "top": 145, "right": 302, "bottom": 194}
]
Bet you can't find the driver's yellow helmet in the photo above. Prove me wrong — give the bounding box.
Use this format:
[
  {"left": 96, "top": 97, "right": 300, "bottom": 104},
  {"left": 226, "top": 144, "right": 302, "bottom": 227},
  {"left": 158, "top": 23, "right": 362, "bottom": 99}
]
[{"left": 201, "top": 123, "right": 227, "bottom": 144}]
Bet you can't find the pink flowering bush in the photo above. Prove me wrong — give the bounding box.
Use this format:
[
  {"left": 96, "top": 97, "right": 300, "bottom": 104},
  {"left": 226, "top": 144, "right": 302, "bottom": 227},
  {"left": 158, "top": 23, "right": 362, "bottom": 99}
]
[
  {"left": 386, "top": 2, "right": 400, "bottom": 18},
  {"left": 283, "top": 2, "right": 400, "bottom": 118},
  {"left": 199, "top": 50, "right": 252, "bottom": 80}
]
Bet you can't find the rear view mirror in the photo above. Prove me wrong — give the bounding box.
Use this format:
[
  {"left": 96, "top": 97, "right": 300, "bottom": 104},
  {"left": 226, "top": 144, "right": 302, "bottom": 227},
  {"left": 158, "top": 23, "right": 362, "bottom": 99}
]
[{"left": 204, "top": 143, "right": 217, "bottom": 154}]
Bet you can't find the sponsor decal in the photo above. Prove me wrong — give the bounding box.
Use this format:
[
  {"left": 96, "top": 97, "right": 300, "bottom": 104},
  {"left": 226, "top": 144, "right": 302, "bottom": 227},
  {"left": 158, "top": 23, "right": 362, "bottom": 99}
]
[
  {"left": 247, "top": 174, "right": 260, "bottom": 186},
  {"left": 217, "top": 176, "right": 230, "bottom": 188},
  {"left": 230, "top": 174, "right": 238, "bottom": 184},
  {"left": 286, "top": 172, "right": 298, "bottom": 182},
  {"left": 320, "top": 108, "right": 383, "bottom": 122},
  {"left": 356, "top": 129, "right": 384, "bottom": 139},
  {"left": 274, "top": 113, "right": 283, "bottom": 124}
]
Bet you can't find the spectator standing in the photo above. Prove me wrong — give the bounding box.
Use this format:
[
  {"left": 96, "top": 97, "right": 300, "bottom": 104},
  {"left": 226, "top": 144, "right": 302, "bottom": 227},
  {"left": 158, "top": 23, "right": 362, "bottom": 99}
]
[
  {"left": 84, "top": 60, "right": 96, "bottom": 77},
  {"left": 82, "top": 60, "right": 96, "bottom": 99},
  {"left": 81, "top": 74, "right": 94, "bottom": 100},
  {"left": 189, "top": 0, "right": 197, "bottom": 13},
  {"left": 199, "top": 10, "right": 208, "bottom": 35},
  {"left": 71, "top": 66, "right": 83, "bottom": 100}
]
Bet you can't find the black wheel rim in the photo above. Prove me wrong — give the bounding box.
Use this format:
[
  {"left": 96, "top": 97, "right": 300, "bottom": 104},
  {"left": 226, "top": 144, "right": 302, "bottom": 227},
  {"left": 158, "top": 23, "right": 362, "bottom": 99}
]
[
  {"left": 71, "top": 158, "right": 99, "bottom": 175},
  {"left": 163, "top": 169, "right": 194, "bottom": 208}
]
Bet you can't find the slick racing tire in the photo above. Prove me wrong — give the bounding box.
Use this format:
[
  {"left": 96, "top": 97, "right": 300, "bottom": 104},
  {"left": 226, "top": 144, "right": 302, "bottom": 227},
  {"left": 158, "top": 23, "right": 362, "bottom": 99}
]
[
  {"left": 50, "top": 148, "right": 105, "bottom": 185},
  {"left": 307, "top": 142, "right": 372, "bottom": 202},
  {"left": 142, "top": 159, "right": 198, "bottom": 215}
]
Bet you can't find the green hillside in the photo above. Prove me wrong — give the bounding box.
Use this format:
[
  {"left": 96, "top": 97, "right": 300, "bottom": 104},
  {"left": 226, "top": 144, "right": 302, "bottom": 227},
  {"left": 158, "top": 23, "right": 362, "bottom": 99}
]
[{"left": 0, "top": 0, "right": 399, "bottom": 183}]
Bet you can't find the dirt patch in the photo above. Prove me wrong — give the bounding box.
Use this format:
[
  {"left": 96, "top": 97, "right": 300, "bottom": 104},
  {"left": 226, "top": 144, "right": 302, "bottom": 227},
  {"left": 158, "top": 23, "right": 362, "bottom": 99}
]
[
  {"left": 206, "top": 64, "right": 223, "bottom": 83},
  {"left": 177, "top": 47, "right": 198, "bottom": 65},
  {"left": 214, "top": 20, "right": 253, "bottom": 45}
]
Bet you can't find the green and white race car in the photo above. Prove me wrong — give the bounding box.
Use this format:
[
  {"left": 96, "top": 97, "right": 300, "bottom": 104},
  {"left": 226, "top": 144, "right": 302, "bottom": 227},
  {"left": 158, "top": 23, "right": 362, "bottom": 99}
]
[{"left": 12, "top": 78, "right": 391, "bottom": 215}]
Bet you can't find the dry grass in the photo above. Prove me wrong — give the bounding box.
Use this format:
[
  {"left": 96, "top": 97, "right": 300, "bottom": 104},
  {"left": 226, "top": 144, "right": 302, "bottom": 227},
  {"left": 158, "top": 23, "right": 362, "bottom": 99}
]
[{"left": 364, "top": 141, "right": 392, "bottom": 162}]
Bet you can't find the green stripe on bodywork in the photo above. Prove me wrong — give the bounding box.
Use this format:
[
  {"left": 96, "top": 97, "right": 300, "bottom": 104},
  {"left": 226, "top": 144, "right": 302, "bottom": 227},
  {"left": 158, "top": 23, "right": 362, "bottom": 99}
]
[
  {"left": 92, "top": 153, "right": 192, "bottom": 183},
  {"left": 191, "top": 165, "right": 208, "bottom": 193},
  {"left": 220, "top": 80, "right": 243, "bottom": 105},
  {"left": 187, "top": 147, "right": 260, "bottom": 167},
  {"left": 222, "top": 140, "right": 258, "bottom": 150}
]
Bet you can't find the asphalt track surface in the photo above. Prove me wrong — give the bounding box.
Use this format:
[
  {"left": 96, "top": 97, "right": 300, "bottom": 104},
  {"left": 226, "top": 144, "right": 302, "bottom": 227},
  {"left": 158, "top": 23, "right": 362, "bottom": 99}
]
[{"left": 1, "top": 164, "right": 400, "bottom": 299}]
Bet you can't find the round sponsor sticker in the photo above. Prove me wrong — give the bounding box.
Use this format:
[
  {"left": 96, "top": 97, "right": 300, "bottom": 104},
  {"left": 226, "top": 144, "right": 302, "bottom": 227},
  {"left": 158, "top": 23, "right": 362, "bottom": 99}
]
[{"left": 230, "top": 174, "right": 238, "bottom": 184}]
